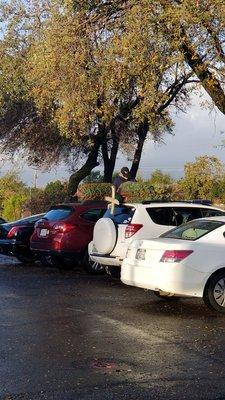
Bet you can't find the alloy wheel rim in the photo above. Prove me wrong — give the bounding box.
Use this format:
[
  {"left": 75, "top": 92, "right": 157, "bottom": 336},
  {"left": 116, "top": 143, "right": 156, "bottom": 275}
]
[{"left": 214, "top": 278, "right": 225, "bottom": 307}]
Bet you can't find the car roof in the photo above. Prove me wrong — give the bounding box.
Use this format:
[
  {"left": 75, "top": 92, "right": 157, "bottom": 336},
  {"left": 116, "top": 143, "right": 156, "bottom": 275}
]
[
  {"left": 2, "top": 213, "right": 45, "bottom": 226},
  {"left": 123, "top": 202, "right": 224, "bottom": 210},
  {"left": 194, "top": 216, "right": 225, "bottom": 223},
  {"left": 49, "top": 201, "right": 107, "bottom": 209}
]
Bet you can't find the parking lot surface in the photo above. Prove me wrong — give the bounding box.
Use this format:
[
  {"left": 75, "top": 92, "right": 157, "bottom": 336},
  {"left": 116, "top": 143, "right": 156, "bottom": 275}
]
[{"left": 0, "top": 256, "right": 225, "bottom": 399}]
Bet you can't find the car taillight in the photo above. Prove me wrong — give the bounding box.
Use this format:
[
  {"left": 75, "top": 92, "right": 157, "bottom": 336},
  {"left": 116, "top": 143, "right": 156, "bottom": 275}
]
[
  {"left": 160, "top": 250, "right": 193, "bottom": 263},
  {"left": 53, "top": 222, "right": 76, "bottom": 233},
  {"left": 125, "top": 223, "right": 143, "bottom": 239},
  {"left": 7, "top": 226, "right": 20, "bottom": 239}
]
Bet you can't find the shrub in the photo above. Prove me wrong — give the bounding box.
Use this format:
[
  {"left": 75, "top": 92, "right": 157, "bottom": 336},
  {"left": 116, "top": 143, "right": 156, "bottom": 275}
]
[
  {"left": 77, "top": 183, "right": 112, "bottom": 201},
  {"left": 120, "top": 182, "right": 157, "bottom": 202},
  {"left": 120, "top": 181, "right": 182, "bottom": 202},
  {"left": 76, "top": 181, "right": 184, "bottom": 203}
]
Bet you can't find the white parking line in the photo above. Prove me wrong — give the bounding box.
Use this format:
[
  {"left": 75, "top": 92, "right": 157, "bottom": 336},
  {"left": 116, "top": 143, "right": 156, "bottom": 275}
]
[{"left": 94, "top": 314, "right": 166, "bottom": 344}]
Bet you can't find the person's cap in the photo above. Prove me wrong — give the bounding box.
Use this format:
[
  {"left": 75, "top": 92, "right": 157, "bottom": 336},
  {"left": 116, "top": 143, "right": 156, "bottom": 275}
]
[{"left": 121, "top": 167, "right": 129, "bottom": 178}]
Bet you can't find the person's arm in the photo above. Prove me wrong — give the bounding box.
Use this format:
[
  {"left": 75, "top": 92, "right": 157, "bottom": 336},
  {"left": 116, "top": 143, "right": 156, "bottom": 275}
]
[{"left": 113, "top": 176, "right": 120, "bottom": 190}]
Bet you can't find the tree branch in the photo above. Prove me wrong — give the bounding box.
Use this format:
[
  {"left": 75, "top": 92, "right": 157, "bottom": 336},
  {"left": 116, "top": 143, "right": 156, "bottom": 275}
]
[{"left": 180, "top": 27, "right": 225, "bottom": 115}]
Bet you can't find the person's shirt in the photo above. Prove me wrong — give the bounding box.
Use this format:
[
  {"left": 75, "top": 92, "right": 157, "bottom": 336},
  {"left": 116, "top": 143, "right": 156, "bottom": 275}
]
[{"left": 113, "top": 175, "right": 127, "bottom": 191}]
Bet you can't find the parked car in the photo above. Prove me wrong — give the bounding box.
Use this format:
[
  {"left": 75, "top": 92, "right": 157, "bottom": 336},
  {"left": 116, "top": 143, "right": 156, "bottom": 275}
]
[
  {"left": 121, "top": 216, "right": 225, "bottom": 313},
  {"left": 0, "top": 213, "right": 45, "bottom": 263},
  {"left": 89, "top": 201, "right": 225, "bottom": 277},
  {"left": 30, "top": 201, "right": 107, "bottom": 273}
]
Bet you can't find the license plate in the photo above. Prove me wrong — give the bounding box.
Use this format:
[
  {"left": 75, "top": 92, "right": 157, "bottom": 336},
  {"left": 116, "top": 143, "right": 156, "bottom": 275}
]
[
  {"left": 40, "top": 229, "right": 49, "bottom": 237},
  {"left": 136, "top": 249, "right": 146, "bottom": 260}
]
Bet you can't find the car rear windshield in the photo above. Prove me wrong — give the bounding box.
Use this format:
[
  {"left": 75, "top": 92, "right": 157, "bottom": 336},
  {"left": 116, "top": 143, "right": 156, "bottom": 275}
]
[
  {"left": 161, "top": 220, "right": 225, "bottom": 241},
  {"left": 43, "top": 207, "right": 74, "bottom": 221},
  {"left": 103, "top": 206, "right": 135, "bottom": 224}
]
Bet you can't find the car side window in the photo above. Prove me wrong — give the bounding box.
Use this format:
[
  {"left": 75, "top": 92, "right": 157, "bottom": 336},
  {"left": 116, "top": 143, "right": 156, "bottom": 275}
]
[
  {"left": 81, "top": 209, "right": 105, "bottom": 222},
  {"left": 172, "top": 207, "right": 202, "bottom": 226},
  {"left": 201, "top": 208, "right": 225, "bottom": 218},
  {"left": 146, "top": 207, "right": 174, "bottom": 226}
]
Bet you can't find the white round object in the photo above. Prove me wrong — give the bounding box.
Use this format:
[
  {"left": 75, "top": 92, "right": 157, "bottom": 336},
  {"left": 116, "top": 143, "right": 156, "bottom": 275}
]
[{"left": 93, "top": 218, "right": 117, "bottom": 254}]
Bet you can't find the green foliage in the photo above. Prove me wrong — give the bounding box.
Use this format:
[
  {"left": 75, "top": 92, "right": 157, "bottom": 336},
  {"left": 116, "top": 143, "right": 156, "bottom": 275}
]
[
  {"left": 77, "top": 183, "right": 112, "bottom": 201},
  {"left": 76, "top": 180, "right": 183, "bottom": 203},
  {"left": 212, "top": 176, "right": 225, "bottom": 203},
  {"left": 0, "top": 172, "right": 69, "bottom": 219},
  {"left": 24, "top": 180, "right": 69, "bottom": 214},
  {"left": 2, "top": 0, "right": 225, "bottom": 199},
  {"left": 149, "top": 170, "right": 174, "bottom": 187},
  {"left": 1, "top": 0, "right": 225, "bottom": 174},
  {"left": 181, "top": 156, "right": 224, "bottom": 200},
  {"left": 44, "top": 180, "right": 68, "bottom": 204},
  {"left": 2, "top": 193, "right": 27, "bottom": 222},
  {"left": 120, "top": 181, "right": 179, "bottom": 202},
  {"left": 0, "top": 172, "right": 29, "bottom": 221},
  {"left": 0, "top": 172, "right": 27, "bottom": 198},
  {"left": 120, "top": 182, "right": 157, "bottom": 202},
  {"left": 24, "top": 188, "right": 48, "bottom": 215}
]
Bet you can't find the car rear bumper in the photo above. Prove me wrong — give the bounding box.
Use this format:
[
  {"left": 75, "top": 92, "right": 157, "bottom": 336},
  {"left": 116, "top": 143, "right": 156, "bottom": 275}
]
[
  {"left": 31, "top": 249, "right": 82, "bottom": 261},
  {"left": 121, "top": 259, "right": 205, "bottom": 298},
  {"left": 0, "top": 239, "right": 30, "bottom": 257},
  {"left": 89, "top": 253, "right": 122, "bottom": 267},
  {"left": 0, "top": 240, "right": 13, "bottom": 256}
]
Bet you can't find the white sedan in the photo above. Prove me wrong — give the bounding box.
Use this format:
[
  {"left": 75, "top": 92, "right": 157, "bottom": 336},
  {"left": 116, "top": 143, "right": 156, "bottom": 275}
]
[{"left": 121, "top": 216, "right": 225, "bottom": 313}]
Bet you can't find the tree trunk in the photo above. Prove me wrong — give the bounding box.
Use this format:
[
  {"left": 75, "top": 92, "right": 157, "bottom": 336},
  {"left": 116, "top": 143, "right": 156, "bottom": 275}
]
[
  {"left": 102, "top": 125, "right": 119, "bottom": 182},
  {"left": 67, "top": 139, "right": 101, "bottom": 197},
  {"left": 130, "top": 120, "right": 148, "bottom": 179}
]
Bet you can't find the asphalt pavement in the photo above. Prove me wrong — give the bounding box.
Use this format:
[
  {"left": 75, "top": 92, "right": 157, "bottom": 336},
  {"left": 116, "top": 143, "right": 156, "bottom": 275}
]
[{"left": 0, "top": 255, "right": 224, "bottom": 400}]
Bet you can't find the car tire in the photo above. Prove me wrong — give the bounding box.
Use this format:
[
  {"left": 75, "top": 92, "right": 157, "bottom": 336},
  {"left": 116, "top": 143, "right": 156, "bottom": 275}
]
[
  {"left": 203, "top": 271, "right": 225, "bottom": 313},
  {"left": 83, "top": 250, "right": 105, "bottom": 275},
  {"left": 39, "top": 254, "right": 73, "bottom": 270},
  {"left": 39, "top": 255, "right": 54, "bottom": 267},
  {"left": 105, "top": 266, "right": 121, "bottom": 279},
  {"left": 153, "top": 290, "right": 180, "bottom": 300}
]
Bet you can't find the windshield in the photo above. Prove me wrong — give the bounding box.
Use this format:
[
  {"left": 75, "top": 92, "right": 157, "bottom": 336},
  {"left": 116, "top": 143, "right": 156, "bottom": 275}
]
[
  {"left": 161, "top": 220, "right": 225, "bottom": 241},
  {"left": 43, "top": 207, "right": 74, "bottom": 221}
]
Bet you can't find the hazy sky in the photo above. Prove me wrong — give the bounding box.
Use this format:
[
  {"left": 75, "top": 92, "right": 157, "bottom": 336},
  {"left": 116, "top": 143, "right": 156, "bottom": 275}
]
[{"left": 1, "top": 92, "right": 225, "bottom": 187}]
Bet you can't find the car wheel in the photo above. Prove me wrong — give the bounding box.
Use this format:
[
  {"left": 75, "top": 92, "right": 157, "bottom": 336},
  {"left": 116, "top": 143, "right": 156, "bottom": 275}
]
[
  {"left": 153, "top": 290, "right": 180, "bottom": 300},
  {"left": 203, "top": 271, "right": 225, "bottom": 313},
  {"left": 105, "top": 266, "right": 121, "bottom": 279},
  {"left": 39, "top": 255, "right": 54, "bottom": 267},
  {"left": 83, "top": 250, "right": 105, "bottom": 275}
]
